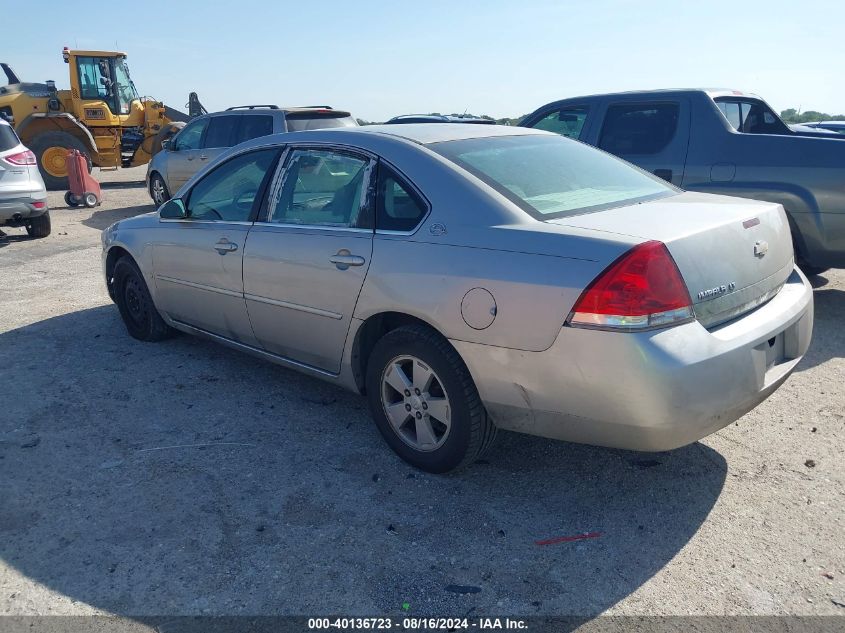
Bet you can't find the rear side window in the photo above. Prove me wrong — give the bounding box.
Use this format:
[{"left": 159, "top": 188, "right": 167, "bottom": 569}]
[
  {"left": 376, "top": 166, "right": 427, "bottom": 232},
  {"left": 599, "top": 103, "right": 679, "bottom": 155},
  {"left": 529, "top": 106, "right": 590, "bottom": 139},
  {"left": 203, "top": 115, "right": 239, "bottom": 149},
  {"left": 236, "top": 115, "right": 274, "bottom": 144},
  {"left": 270, "top": 148, "right": 371, "bottom": 227},
  {"left": 714, "top": 98, "right": 788, "bottom": 134},
  {"left": 284, "top": 113, "right": 358, "bottom": 132},
  {"left": 0, "top": 124, "right": 19, "bottom": 151}
]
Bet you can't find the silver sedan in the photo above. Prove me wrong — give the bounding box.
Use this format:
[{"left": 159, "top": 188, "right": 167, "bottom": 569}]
[{"left": 102, "top": 124, "right": 814, "bottom": 472}]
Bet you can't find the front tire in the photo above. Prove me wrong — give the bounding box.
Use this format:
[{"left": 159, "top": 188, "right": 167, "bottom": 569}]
[
  {"left": 365, "top": 325, "right": 496, "bottom": 473},
  {"left": 113, "top": 257, "right": 174, "bottom": 342},
  {"left": 26, "top": 212, "right": 51, "bottom": 238}
]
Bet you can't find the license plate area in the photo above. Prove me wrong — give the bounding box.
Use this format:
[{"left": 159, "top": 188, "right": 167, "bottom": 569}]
[{"left": 761, "top": 332, "right": 785, "bottom": 369}]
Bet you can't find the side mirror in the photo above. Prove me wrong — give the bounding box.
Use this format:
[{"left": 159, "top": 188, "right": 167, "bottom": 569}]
[
  {"left": 159, "top": 198, "right": 187, "bottom": 219},
  {"left": 161, "top": 138, "right": 171, "bottom": 150}
]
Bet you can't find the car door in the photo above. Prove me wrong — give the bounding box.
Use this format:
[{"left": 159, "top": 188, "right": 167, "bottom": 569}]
[
  {"left": 198, "top": 114, "right": 240, "bottom": 170},
  {"left": 152, "top": 147, "right": 281, "bottom": 345},
  {"left": 594, "top": 100, "right": 690, "bottom": 186},
  {"left": 166, "top": 117, "right": 208, "bottom": 192},
  {"left": 243, "top": 146, "right": 375, "bottom": 373}
]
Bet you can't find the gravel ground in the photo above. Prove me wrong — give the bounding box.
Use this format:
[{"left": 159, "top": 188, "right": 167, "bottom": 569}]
[{"left": 0, "top": 167, "right": 843, "bottom": 619}]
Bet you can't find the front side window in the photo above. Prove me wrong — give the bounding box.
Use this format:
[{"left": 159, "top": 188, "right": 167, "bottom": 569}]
[
  {"left": 186, "top": 149, "right": 278, "bottom": 222},
  {"left": 714, "top": 98, "right": 789, "bottom": 134},
  {"left": 236, "top": 115, "right": 274, "bottom": 144},
  {"left": 431, "top": 134, "right": 675, "bottom": 220},
  {"left": 376, "top": 166, "right": 427, "bottom": 232},
  {"left": 112, "top": 58, "right": 139, "bottom": 114},
  {"left": 203, "top": 115, "right": 238, "bottom": 149},
  {"left": 529, "top": 106, "right": 590, "bottom": 139},
  {"left": 599, "top": 103, "right": 680, "bottom": 155},
  {"left": 269, "top": 148, "right": 370, "bottom": 227},
  {"left": 173, "top": 118, "right": 207, "bottom": 151}
]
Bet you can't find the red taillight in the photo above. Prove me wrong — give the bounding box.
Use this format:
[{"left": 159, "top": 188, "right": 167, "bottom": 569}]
[
  {"left": 32, "top": 201, "right": 46, "bottom": 209},
  {"left": 5, "top": 150, "right": 36, "bottom": 166},
  {"left": 568, "top": 240, "right": 694, "bottom": 331}
]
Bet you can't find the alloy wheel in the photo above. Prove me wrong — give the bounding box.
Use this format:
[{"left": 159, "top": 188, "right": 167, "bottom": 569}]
[{"left": 381, "top": 355, "right": 451, "bottom": 452}]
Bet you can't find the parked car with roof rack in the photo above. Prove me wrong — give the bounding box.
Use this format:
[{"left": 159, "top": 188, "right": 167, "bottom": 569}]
[
  {"left": 520, "top": 89, "right": 845, "bottom": 275},
  {"left": 0, "top": 117, "right": 49, "bottom": 238},
  {"left": 145, "top": 105, "right": 357, "bottom": 206}
]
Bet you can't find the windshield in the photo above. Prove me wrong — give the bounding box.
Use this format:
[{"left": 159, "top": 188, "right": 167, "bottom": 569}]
[
  {"left": 430, "top": 134, "right": 676, "bottom": 219},
  {"left": 113, "top": 58, "right": 139, "bottom": 114}
]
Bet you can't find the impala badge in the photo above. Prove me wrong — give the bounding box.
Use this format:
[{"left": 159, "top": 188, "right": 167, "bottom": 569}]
[
  {"left": 754, "top": 240, "right": 769, "bottom": 257},
  {"left": 697, "top": 282, "right": 736, "bottom": 300}
]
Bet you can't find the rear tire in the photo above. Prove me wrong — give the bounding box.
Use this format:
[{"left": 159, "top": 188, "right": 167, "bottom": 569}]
[
  {"left": 29, "top": 131, "right": 92, "bottom": 190},
  {"left": 365, "top": 325, "right": 496, "bottom": 473},
  {"left": 26, "top": 212, "right": 51, "bottom": 238},
  {"left": 149, "top": 173, "right": 170, "bottom": 207},
  {"left": 113, "top": 257, "right": 174, "bottom": 342},
  {"left": 64, "top": 191, "right": 80, "bottom": 207}
]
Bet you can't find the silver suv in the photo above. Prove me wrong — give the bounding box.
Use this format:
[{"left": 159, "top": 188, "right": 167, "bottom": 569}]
[
  {"left": 145, "top": 105, "right": 357, "bottom": 206},
  {"left": 0, "top": 118, "right": 49, "bottom": 238}
]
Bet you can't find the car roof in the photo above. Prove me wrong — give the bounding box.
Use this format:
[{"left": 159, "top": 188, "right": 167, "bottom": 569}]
[
  {"left": 386, "top": 114, "right": 496, "bottom": 124},
  {"left": 539, "top": 88, "right": 763, "bottom": 102},
  {"left": 224, "top": 123, "right": 549, "bottom": 161},
  {"left": 211, "top": 106, "right": 352, "bottom": 116},
  {"left": 323, "top": 123, "right": 545, "bottom": 145}
]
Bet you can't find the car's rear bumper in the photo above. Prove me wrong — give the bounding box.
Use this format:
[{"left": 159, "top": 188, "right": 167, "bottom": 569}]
[
  {"left": 0, "top": 191, "right": 48, "bottom": 222},
  {"left": 452, "top": 266, "right": 814, "bottom": 452}
]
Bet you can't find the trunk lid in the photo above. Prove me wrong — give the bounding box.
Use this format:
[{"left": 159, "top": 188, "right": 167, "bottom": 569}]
[{"left": 548, "top": 191, "right": 794, "bottom": 328}]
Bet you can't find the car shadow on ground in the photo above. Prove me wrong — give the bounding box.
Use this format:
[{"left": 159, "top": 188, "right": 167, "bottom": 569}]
[
  {"left": 81, "top": 204, "right": 155, "bottom": 231},
  {"left": 0, "top": 305, "right": 727, "bottom": 618},
  {"left": 795, "top": 278, "right": 844, "bottom": 372}
]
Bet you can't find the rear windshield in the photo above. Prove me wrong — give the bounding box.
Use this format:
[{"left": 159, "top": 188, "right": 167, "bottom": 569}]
[
  {"left": 284, "top": 113, "right": 357, "bottom": 132},
  {"left": 430, "top": 134, "right": 676, "bottom": 219},
  {"left": 0, "top": 124, "right": 19, "bottom": 152}
]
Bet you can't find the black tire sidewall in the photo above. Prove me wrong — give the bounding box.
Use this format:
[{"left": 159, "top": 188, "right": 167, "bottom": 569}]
[
  {"left": 114, "top": 259, "right": 156, "bottom": 340},
  {"left": 25, "top": 212, "right": 51, "bottom": 238},
  {"left": 366, "top": 329, "right": 476, "bottom": 473}
]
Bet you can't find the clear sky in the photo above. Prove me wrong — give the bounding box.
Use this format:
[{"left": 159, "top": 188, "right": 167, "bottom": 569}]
[{"left": 3, "top": 0, "right": 842, "bottom": 121}]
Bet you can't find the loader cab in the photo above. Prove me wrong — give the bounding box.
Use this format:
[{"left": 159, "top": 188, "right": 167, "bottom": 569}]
[{"left": 67, "top": 50, "right": 140, "bottom": 121}]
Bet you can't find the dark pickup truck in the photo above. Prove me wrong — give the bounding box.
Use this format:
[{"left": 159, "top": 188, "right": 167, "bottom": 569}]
[{"left": 520, "top": 89, "right": 845, "bottom": 273}]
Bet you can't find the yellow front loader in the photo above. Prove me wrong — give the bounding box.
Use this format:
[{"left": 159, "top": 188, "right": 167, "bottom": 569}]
[{"left": 0, "top": 48, "right": 200, "bottom": 189}]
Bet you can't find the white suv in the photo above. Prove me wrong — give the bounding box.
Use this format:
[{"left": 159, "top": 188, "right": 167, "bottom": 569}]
[{"left": 0, "top": 118, "right": 50, "bottom": 238}]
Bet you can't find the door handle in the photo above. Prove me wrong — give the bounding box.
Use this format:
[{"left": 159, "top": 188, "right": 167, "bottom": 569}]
[
  {"left": 214, "top": 239, "right": 238, "bottom": 254},
  {"left": 199, "top": 155, "right": 208, "bottom": 161},
  {"left": 330, "top": 250, "right": 366, "bottom": 270},
  {"left": 187, "top": 155, "right": 195, "bottom": 161}
]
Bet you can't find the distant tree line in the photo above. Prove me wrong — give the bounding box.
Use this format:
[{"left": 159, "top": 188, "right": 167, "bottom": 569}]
[{"left": 780, "top": 108, "right": 845, "bottom": 123}]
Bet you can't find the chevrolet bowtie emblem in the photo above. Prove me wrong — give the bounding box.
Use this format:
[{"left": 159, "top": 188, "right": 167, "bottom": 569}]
[{"left": 754, "top": 240, "right": 769, "bottom": 257}]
